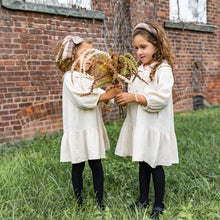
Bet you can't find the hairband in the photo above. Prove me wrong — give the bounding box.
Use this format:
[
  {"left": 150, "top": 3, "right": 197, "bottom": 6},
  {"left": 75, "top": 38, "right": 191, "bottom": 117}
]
[
  {"left": 56, "top": 35, "right": 83, "bottom": 62},
  {"left": 133, "top": 23, "right": 157, "bottom": 36}
]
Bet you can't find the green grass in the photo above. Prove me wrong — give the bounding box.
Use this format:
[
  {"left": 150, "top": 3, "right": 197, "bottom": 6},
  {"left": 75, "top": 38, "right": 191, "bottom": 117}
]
[{"left": 0, "top": 108, "right": 219, "bottom": 219}]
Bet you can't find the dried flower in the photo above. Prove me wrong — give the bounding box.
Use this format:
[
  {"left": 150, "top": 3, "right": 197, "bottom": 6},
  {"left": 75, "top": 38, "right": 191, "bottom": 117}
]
[{"left": 71, "top": 49, "right": 147, "bottom": 96}]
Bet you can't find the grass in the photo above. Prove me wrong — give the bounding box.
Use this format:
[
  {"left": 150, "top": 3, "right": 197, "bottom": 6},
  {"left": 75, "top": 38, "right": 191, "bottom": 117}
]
[{"left": 0, "top": 108, "right": 219, "bottom": 219}]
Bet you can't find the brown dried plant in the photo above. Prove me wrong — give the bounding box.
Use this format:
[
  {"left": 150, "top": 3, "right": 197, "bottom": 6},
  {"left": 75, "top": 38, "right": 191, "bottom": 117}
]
[{"left": 71, "top": 49, "right": 148, "bottom": 96}]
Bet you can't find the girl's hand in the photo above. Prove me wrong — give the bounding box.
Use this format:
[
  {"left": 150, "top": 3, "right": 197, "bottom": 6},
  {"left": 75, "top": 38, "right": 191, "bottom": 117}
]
[
  {"left": 115, "top": 93, "right": 134, "bottom": 106},
  {"left": 105, "top": 84, "right": 115, "bottom": 93},
  {"left": 114, "top": 82, "right": 123, "bottom": 92},
  {"left": 106, "top": 87, "right": 122, "bottom": 99},
  {"left": 115, "top": 93, "right": 148, "bottom": 106},
  {"left": 98, "top": 87, "right": 122, "bottom": 104},
  {"left": 105, "top": 82, "right": 123, "bottom": 93}
]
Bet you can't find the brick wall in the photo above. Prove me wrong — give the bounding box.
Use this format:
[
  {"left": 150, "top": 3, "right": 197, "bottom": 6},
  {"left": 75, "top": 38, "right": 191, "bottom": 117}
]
[
  {"left": 0, "top": 0, "right": 219, "bottom": 143},
  {"left": 129, "top": 0, "right": 220, "bottom": 111}
]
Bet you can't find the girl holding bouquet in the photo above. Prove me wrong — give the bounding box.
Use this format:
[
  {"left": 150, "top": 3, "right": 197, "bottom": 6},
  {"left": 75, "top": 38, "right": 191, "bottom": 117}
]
[
  {"left": 115, "top": 21, "right": 179, "bottom": 219},
  {"left": 54, "top": 35, "right": 122, "bottom": 210}
]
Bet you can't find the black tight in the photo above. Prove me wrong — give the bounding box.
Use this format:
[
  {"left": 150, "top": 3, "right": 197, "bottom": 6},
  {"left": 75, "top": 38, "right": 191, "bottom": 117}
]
[
  {"left": 139, "top": 162, "right": 165, "bottom": 207},
  {"left": 71, "top": 159, "right": 104, "bottom": 204}
]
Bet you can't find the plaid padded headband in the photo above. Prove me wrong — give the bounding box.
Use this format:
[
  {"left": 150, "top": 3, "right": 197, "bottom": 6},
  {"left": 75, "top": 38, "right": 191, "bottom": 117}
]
[{"left": 56, "top": 35, "right": 83, "bottom": 62}]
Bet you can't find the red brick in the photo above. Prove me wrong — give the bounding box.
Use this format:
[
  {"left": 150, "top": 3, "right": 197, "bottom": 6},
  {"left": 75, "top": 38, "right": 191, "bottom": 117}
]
[
  {"left": 0, "top": 60, "right": 15, "bottom": 65},
  {"left": 0, "top": 0, "right": 219, "bottom": 143},
  {"left": 24, "top": 86, "right": 38, "bottom": 91},
  {"left": 0, "top": 121, "right": 9, "bottom": 127},
  {"left": 0, "top": 110, "right": 9, "bottom": 116},
  {"left": 3, "top": 104, "right": 17, "bottom": 109},
  {"left": 16, "top": 82, "right": 30, "bottom": 86}
]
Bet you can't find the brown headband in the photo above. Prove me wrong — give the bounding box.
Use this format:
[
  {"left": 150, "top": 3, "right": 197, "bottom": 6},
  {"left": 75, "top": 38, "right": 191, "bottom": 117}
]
[{"left": 133, "top": 23, "right": 157, "bottom": 36}]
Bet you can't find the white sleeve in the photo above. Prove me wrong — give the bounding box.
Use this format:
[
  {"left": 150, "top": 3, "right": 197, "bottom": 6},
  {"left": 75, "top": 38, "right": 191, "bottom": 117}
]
[
  {"left": 63, "top": 73, "right": 104, "bottom": 110},
  {"left": 142, "top": 66, "right": 174, "bottom": 113}
]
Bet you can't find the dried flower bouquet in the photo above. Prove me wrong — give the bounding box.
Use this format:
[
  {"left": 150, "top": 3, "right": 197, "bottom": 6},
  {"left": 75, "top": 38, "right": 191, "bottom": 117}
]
[{"left": 71, "top": 49, "right": 148, "bottom": 96}]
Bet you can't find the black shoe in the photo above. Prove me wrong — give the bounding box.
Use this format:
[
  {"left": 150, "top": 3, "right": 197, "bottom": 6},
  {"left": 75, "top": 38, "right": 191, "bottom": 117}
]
[
  {"left": 97, "top": 203, "right": 105, "bottom": 211},
  {"left": 130, "top": 200, "right": 149, "bottom": 209},
  {"left": 75, "top": 192, "right": 83, "bottom": 206},
  {"left": 150, "top": 205, "right": 164, "bottom": 219},
  {"left": 76, "top": 198, "right": 83, "bottom": 206}
]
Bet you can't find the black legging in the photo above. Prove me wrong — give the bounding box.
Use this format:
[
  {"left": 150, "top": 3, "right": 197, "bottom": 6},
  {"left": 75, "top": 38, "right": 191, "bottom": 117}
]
[
  {"left": 71, "top": 159, "right": 104, "bottom": 204},
  {"left": 139, "top": 161, "right": 165, "bottom": 207}
]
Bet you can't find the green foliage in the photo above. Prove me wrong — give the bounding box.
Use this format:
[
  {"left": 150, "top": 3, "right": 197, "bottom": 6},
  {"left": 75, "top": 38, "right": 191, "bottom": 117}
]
[{"left": 0, "top": 108, "right": 219, "bottom": 219}]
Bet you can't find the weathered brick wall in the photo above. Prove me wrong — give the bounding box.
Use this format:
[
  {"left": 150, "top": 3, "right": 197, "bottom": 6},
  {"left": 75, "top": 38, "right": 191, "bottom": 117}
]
[
  {"left": 0, "top": 0, "right": 126, "bottom": 142},
  {"left": 129, "top": 0, "right": 220, "bottom": 111},
  {"left": 0, "top": 0, "right": 219, "bottom": 143},
  {"left": 0, "top": 8, "right": 66, "bottom": 141}
]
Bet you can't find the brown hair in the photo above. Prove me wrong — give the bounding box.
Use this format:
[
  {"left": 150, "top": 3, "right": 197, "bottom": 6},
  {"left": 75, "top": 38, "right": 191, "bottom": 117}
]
[
  {"left": 53, "top": 39, "right": 92, "bottom": 73},
  {"left": 133, "top": 20, "right": 175, "bottom": 81}
]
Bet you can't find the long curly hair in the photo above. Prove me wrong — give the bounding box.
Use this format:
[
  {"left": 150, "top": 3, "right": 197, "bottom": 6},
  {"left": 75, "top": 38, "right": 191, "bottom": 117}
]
[
  {"left": 53, "top": 38, "right": 92, "bottom": 73},
  {"left": 133, "top": 20, "right": 175, "bottom": 81}
]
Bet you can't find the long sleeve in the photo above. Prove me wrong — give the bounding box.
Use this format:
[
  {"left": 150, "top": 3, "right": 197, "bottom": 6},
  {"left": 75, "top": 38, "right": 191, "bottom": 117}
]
[
  {"left": 143, "top": 65, "right": 174, "bottom": 113},
  {"left": 60, "top": 71, "right": 111, "bottom": 164},
  {"left": 115, "top": 61, "right": 178, "bottom": 168},
  {"left": 63, "top": 71, "right": 104, "bottom": 110}
]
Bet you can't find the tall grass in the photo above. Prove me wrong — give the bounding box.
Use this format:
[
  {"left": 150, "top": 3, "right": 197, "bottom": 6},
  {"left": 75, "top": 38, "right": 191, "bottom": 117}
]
[{"left": 0, "top": 108, "right": 219, "bottom": 219}]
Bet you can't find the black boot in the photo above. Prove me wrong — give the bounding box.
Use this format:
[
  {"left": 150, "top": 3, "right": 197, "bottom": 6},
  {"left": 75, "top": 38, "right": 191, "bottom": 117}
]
[
  {"left": 97, "top": 202, "right": 105, "bottom": 211},
  {"left": 150, "top": 203, "right": 164, "bottom": 219},
  {"left": 75, "top": 191, "right": 83, "bottom": 206},
  {"left": 130, "top": 200, "right": 149, "bottom": 209}
]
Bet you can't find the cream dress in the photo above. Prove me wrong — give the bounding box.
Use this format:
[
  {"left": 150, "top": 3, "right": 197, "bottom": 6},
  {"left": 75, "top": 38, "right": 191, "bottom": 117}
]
[
  {"left": 60, "top": 71, "right": 111, "bottom": 164},
  {"left": 115, "top": 61, "right": 179, "bottom": 168}
]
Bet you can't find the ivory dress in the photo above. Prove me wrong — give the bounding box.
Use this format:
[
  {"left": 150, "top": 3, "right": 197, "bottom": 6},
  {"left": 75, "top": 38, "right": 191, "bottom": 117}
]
[
  {"left": 60, "top": 71, "right": 111, "bottom": 164},
  {"left": 115, "top": 61, "right": 179, "bottom": 168}
]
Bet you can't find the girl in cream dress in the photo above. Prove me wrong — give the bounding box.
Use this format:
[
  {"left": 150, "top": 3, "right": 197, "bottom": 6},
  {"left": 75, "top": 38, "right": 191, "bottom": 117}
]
[
  {"left": 115, "top": 21, "right": 179, "bottom": 219},
  {"left": 54, "top": 35, "right": 122, "bottom": 209}
]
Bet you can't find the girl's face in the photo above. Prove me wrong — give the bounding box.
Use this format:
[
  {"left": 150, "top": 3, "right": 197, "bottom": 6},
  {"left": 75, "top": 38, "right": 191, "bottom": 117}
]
[
  {"left": 133, "top": 34, "right": 156, "bottom": 66},
  {"left": 75, "top": 42, "right": 93, "bottom": 71}
]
